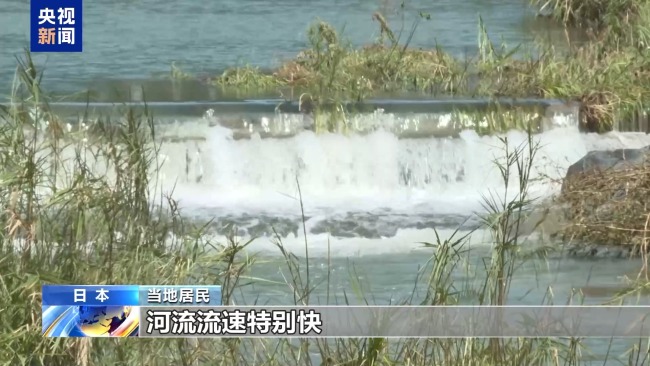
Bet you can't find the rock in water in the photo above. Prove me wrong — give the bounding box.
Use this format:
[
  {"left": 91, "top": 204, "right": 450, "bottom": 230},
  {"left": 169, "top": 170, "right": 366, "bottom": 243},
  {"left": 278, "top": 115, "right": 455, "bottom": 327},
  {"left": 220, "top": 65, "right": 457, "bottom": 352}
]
[
  {"left": 560, "top": 145, "right": 650, "bottom": 258},
  {"left": 565, "top": 145, "right": 650, "bottom": 177},
  {"left": 563, "top": 145, "right": 650, "bottom": 191}
]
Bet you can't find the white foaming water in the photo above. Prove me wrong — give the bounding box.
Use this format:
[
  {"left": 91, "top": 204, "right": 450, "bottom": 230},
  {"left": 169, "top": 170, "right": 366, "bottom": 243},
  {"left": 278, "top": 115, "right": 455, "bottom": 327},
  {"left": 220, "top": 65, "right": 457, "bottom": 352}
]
[
  {"left": 31, "top": 111, "right": 650, "bottom": 256},
  {"left": 157, "top": 117, "right": 650, "bottom": 217},
  {"left": 147, "top": 111, "right": 650, "bottom": 257}
]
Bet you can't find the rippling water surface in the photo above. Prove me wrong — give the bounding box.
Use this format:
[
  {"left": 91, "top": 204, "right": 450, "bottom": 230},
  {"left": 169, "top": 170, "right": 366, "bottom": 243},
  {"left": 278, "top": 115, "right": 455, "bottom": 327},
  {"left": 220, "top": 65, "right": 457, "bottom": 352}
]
[{"left": 0, "top": 0, "right": 579, "bottom": 94}]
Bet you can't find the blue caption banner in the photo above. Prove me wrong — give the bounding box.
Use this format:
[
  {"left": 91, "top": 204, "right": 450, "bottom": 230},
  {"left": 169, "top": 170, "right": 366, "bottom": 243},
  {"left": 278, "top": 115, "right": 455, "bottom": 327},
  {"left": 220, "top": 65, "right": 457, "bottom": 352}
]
[
  {"left": 42, "top": 285, "right": 140, "bottom": 306},
  {"left": 30, "top": 0, "right": 83, "bottom": 52}
]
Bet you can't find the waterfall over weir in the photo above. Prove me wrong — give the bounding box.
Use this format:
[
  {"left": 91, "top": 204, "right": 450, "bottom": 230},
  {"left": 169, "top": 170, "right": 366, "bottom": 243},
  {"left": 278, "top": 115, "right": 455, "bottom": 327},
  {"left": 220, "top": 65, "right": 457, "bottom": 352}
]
[{"left": 36, "top": 99, "right": 650, "bottom": 249}]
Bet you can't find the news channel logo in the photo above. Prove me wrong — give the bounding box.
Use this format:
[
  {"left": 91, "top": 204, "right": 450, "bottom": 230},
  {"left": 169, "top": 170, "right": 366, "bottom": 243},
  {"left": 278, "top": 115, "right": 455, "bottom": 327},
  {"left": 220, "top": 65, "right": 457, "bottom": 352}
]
[
  {"left": 42, "top": 285, "right": 140, "bottom": 337},
  {"left": 30, "top": 0, "right": 83, "bottom": 52}
]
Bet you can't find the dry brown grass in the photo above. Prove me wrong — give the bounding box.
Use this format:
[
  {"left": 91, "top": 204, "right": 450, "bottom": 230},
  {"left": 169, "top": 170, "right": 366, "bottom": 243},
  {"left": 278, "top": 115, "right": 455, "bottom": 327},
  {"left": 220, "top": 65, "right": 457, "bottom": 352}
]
[
  {"left": 561, "top": 163, "right": 650, "bottom": 252},
  {"left": 578, "top": 91, "right": 620, "bottom": 132}
]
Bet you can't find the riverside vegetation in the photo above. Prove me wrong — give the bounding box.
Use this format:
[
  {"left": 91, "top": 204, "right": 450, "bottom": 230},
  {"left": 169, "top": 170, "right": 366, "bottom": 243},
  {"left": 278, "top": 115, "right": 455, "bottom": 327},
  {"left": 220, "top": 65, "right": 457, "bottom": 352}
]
[
  {"left": 189, "top": 0, "right": 650, "bottom": 134},
  {"left": 3, "top": 1, "right": 650, "bottom": 366},
  {"left": 4, "top": 54, "right": 642, "bottom": 366}
]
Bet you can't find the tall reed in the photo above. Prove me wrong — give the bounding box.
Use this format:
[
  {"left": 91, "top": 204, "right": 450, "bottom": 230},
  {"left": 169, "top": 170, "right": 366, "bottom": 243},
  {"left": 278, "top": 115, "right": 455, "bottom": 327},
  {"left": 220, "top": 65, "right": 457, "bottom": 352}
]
[{"left": 2, "top": 51, "right": 649, "bottom": 366}]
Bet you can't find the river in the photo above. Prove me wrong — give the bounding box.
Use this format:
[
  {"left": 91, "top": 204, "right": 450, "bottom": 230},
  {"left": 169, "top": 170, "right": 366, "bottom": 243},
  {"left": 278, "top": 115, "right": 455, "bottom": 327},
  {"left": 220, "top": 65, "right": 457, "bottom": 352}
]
[
  {"left": 0, "top": 0, "right": 580, "bottom": 95},
  {"left": 1, "top": 0, "right": 647, "bottom": 363}
]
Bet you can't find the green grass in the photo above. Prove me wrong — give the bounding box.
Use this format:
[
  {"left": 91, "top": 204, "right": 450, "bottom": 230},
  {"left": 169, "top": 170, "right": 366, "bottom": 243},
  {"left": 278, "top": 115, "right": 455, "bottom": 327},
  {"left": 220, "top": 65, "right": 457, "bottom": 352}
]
[
  {"left": 530, "top": 0, "right": 648, "bottom": 33},
  {"left": 199, "top": 4, "right": 650, "bottom": 134},
  {"left": 3, "top": 52, "right": 650, "bottom": 366}
]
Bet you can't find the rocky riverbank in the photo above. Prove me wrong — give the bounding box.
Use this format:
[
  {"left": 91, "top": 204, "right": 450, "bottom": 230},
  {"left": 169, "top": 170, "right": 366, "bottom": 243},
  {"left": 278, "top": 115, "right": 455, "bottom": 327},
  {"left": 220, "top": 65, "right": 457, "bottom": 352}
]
[{"left": 522, "top": 143, "right": 650, "bottom": 258}]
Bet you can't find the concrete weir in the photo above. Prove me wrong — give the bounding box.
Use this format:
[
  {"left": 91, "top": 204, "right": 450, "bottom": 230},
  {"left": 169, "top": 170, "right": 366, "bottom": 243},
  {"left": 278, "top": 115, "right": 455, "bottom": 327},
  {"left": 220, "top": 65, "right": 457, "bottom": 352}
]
[
  {"left": 32, "top": 98, "right": 581, "bottom": 140},
  {"left": 41, "top": 97, "right": 578, "bottom": 116}
]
